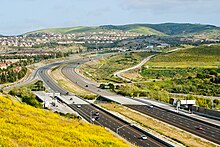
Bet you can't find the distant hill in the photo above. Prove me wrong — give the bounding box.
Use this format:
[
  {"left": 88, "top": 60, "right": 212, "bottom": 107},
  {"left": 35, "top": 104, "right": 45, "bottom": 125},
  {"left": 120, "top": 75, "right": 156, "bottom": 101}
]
[
  {"left": 26, "top": 23, "right": 220, "bottom": 37},
  {"left": 100, "top": 24, "right": 165, "bottom": 36},
  {"left": 147, "top": 44, "right": 220, "bottom": 68},
  {"left": 101, "top": 23, "right": 219, "bottom": 36},
  {"left": 0, "top": 96, "right": 127, "bottom": 146},
  {"left": 146, "top": 23, "right": 218, "bottom": 35},
  {"left": 26, "top": 25, "right": 166, "bottom": 36},
  {"left": 29, "top": 26, "right": 112, "bottom": 34},
  {"left": 182, "top": 28, "right": 220, "bottom": 39}
]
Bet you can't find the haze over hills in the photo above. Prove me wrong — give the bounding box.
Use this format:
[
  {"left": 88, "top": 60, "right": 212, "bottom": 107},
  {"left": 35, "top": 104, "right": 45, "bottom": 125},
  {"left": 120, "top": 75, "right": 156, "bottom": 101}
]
[{"left": 26, "top": 23, "right": 220, "bottom": 38}]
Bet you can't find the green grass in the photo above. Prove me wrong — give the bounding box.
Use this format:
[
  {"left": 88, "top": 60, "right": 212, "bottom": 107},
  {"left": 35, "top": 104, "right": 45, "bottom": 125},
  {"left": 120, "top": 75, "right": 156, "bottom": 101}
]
[
  {"left": 183, "top": 29, "right": 220, "bottom": 39},
  {"left": 101, "top": 23, "right": 218, "bottom": 36},
  {"left": 147, "top": 45, "right": 220, "bottom": 68},
  {"left": 137, "top": 45, "right": 220, "bottom": 104},
  {"left": 0, "top": 96, "right": 128, "bottom": 147},
  {"left": 127, "top": 26, "right": 165, "bottom": 35},
  {"left": 26, "top": 23, "right": 219, "bottom": 36},
  {"left": 27, "top": 26, "right": 112, "bottom": 34},
  {"left": 79, "top": 52, "right": 154, "bottom": 83},
  {"left": 28, "top": 25, "right": 165, "bottom": 35}
]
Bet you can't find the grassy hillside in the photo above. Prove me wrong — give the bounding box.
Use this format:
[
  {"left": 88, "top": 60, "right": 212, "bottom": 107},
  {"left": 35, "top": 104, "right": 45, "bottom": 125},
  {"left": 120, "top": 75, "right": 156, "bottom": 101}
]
[
  {"left": 145, "top": 23, "right": 218, "bottom": 35},
  {"left": 26, "top": 23, "right": 219, "bottom": 36},
  {"left": 147, "top": 45, "right": 220, "bottom": 68},
  {"left": 29, "top": 26, "right": 111, "bottom": 34},
  {"left": 100, "top": 24, "right": 165, "bottom": 36},
  {"left": 141, "top": 45, "right": 220, "bottom": 99},
  {"left": 28, "top": 25, "right": 163, "bottom": 35},
  {"left": 100, "top": 23, "right": 219, "bottom": 36},
  {"left": 79, "top": 52, "right": 154, "bottom": 83},
  {"left": 0, "top": 96, "right": 127, "bottom": 147},
  {"left": 184, "top": 28, "right": 220, "bottom": 39}
]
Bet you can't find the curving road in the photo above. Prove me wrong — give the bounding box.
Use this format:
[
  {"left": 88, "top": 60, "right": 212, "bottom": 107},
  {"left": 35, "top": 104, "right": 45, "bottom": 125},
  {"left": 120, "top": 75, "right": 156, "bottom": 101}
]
[
  {"left": 37, "top": 58, "right": 171, "bottom": 147},
  {"left": 114, "top": 55, "right": 155, "bottom": 82},
  {"left": 61, "top": 58, "right": 220, "bottom": 145}
]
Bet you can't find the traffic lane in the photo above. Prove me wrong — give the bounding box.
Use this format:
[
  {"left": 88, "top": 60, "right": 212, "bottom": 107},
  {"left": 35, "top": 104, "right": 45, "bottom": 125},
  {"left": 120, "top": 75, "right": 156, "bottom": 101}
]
[
  {"left": 38, "top": 68, "right": 68, "bottom": 95},
  {"left": 62, "top": 62, "right": 220, "bottom": 145},
  {"left": 129, "top": 105, "right": 220, "bottom": 137},
  {"left": 127, "top": 105, "right": 220, "bottom": 143},
  {"left": 37, "top": 60, "right": 170, "bottom": 147},
  {"left": 69, "top": 104, "right": 167, "bottom": 147},
  {"left": 62, "top": 66, "right": 115, "bottom": 96},
  {"left": 126, "top": 105, "right": 220, "bottom": 145}
]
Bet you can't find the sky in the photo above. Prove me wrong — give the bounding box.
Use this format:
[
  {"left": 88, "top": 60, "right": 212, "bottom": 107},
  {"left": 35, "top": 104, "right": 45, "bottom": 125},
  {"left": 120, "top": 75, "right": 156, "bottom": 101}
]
[{"left": 0, "top": 0, "right": 219, "bottom": 35}]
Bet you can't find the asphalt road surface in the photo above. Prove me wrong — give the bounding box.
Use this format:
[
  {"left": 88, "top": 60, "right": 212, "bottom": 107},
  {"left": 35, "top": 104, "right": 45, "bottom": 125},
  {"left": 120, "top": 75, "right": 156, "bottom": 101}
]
[
  {"left": 125, "top": 105, "right": 220, "bottom": 145},
  {"left": 61, "top": 58, "right": 220, "bottom": 145},
  {"left": 68, "top": 104, "right": 169, "bottom": 147},
  {"left": 37, "top": 60, "right": 171, "bottom": 147}
]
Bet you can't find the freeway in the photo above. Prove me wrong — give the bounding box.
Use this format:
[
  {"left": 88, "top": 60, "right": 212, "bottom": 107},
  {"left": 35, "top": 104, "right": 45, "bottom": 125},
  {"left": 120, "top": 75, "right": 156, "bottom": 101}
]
[
  {"left": 38, "top": 62, "right": 69, "bottom": 95},
  {"left": 125, "top": 105, "right": 220, "bottom": 145},
  {"left": 62, "top": 64, "right": 145, "bottom": 105},
  {"left": 61, "top": 57, "right": 220, "bottom": 145},
  {"left": 37, "top": 60, "right": 171, "bottom": 147}
]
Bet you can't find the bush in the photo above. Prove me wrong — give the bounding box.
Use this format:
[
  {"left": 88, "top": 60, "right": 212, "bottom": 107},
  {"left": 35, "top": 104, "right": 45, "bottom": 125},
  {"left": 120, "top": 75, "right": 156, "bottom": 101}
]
[{"left": 9, "top": 87, "right": 42, "bottom": 108}]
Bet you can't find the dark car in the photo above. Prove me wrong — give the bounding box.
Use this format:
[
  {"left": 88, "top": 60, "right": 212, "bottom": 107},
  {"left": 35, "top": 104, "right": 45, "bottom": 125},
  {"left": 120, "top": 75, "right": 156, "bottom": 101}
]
[
  {"left": 94, "top": 116, "right": 99, "bottom": 120},
  {"left": 85, "top": 85, "right": 88, "bottom": 87}
]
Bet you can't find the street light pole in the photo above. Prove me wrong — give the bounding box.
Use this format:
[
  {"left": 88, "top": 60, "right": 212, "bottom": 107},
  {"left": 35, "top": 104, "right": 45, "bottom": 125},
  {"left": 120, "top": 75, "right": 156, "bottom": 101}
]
[{"left": 116, "top": 124, "right": 134, "bottom": 134}]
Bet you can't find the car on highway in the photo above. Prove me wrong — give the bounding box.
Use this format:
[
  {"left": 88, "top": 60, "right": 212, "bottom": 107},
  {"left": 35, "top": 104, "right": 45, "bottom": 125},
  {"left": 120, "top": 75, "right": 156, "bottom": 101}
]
[
  {"left": 95, "top": 112, "right": 99, "bottom": 116},
  {"left": 94, "top": 116, "right": 99, "bottom": 120},
  {"left": 77, "top": 105, "right": 81, "bottom": 108},
  {"left": 140, "top": 135, "right": 147, "bottom": 140},
  {"left": 196, "top": 126, "right": 204, "bottom": 130}
]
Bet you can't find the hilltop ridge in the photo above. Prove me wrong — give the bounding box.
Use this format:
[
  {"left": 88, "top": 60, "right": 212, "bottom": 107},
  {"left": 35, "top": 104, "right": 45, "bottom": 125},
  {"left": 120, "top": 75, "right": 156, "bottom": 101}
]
[{"left": 26, "top": 23, "right": 220, "bottom": 37}]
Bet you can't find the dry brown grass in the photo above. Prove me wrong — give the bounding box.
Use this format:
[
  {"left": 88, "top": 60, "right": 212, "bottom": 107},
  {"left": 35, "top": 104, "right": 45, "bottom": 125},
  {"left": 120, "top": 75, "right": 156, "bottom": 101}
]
[
  {"left": 121, "top": 69, "right": 142, "bottom": 81},
  {"left": 99, "top": 103, "right": 215, "bottom": 147},
  {"left": 50, "top": 65, "right": 97, "bottom": 100}
]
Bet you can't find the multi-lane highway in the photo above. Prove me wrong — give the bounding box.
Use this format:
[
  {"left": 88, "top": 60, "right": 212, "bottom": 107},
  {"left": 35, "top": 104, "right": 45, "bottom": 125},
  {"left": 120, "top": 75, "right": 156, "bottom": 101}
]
[
  {"left": 38, "top": 62, "right": 69, "bottom": 95},
  {"left": 68, "top": 104, "right": 169, "bottom": 147},
  {"left": 37, "top": 60, "right": 172, "bottom": 147},
  {"left": 126, "top": 105, "right": 220, "bottom": 145},
  {"left": 61, "top": 57, "right": 220, "bottom": 145}
]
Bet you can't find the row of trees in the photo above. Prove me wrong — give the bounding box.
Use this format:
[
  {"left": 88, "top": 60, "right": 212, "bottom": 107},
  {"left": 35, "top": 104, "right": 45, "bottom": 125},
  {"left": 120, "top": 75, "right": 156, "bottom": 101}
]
[
  {"left": 0, "top": 52, "right": 72, "bottom": 84},
  {"left": 0, "top": 66, "right": 27, "bottom": 84}
]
